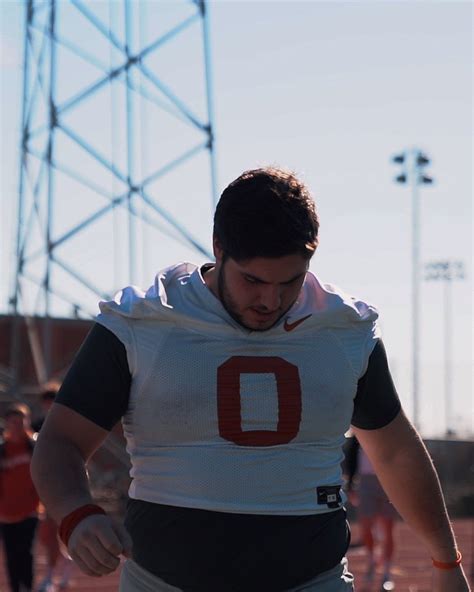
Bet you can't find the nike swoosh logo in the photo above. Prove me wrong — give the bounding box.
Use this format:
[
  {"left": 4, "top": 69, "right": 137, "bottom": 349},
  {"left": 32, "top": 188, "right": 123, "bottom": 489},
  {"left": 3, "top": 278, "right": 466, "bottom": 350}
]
[{"left": 283, "top": 314, "right": 312, "bottom": 332}]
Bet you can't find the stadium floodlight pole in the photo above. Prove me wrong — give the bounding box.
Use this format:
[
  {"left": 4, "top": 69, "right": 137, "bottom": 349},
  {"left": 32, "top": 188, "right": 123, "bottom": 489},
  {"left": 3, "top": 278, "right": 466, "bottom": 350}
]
[
  {"left": 392, "top": 148, "right": 433, "bottom": 430},
  {"left": 424, "top": 261, "right": 465, "bottom": 436}
]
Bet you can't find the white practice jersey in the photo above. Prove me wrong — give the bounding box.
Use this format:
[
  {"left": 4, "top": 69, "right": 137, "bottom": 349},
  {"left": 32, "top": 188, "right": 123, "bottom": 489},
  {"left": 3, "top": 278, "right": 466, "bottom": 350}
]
[{"left": 97, "top": 262, "right": 380, "bottom": 515}]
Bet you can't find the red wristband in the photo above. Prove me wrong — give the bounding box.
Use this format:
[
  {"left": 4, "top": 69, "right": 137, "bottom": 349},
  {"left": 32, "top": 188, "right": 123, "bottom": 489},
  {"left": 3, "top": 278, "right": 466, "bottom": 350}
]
[
  {"left": 59, "top": 504, "right": 106, "bottom": 547},
  {"left": 432, "top": 550, "right": 462, "bottom": 570}
]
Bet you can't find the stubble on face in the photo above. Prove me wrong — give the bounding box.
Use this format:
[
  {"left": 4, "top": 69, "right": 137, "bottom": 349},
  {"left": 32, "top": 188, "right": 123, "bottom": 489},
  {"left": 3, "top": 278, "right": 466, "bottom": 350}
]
[
  {"left": 217, "top": 261, "right": 247, "bottom": 328},
  {"left": 217, "top": 259, "right": 295, "bottom": 332}
]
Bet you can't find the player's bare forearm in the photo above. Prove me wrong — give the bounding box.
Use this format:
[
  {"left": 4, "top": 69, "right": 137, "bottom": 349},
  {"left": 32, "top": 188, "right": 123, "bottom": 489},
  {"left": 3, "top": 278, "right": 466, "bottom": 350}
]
[
  {"left": 352, "top": 410, "right": 457, "bottom": 560},
  {"left": 31, "top": 404, "right": 133, "bottom": 576},
  {"left": 31, "top": 431, "right": 94, "bottom": 523},
  {"left": 352, "top": 411, "right": 470, "bottom": 590},
  {"left": 31, "top": 403, "right": 108, "bottom": 523}
]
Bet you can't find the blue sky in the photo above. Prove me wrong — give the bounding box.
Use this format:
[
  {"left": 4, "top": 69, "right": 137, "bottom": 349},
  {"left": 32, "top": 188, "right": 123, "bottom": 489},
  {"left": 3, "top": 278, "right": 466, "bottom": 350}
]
[{"left": 1, "top": 1, "right": 472, "bottom": 437}]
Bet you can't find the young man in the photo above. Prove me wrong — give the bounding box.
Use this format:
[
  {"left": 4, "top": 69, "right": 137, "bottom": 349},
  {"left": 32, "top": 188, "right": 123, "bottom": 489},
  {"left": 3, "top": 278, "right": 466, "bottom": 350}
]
[{"left": 31, "top": 168, "right": 469, "bottom": 591}]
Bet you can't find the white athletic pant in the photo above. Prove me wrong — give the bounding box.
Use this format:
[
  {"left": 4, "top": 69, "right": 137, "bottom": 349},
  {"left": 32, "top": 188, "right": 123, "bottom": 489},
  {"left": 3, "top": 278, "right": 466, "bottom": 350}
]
[{"left": 119, "top": 557, "right": 354, "bottom": 592}]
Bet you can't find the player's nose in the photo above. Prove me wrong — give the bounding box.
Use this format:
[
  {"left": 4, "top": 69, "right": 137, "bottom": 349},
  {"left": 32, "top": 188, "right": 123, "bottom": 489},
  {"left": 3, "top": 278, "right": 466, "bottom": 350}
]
[{"left": 259, "top": 285, "right": 281, "bottom": 311}]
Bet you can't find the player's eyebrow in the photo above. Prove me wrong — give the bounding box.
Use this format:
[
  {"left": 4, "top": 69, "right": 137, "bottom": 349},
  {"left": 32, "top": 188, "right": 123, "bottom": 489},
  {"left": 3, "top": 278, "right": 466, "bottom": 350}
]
[{"left": 243, "top": 271, "right": 306, "bottom": 285}]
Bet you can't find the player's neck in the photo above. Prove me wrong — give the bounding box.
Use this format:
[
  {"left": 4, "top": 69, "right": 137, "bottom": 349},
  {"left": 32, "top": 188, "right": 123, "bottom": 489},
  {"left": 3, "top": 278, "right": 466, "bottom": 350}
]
[{"left": 202, "top": 265, "right": 219, "bottom": 300}]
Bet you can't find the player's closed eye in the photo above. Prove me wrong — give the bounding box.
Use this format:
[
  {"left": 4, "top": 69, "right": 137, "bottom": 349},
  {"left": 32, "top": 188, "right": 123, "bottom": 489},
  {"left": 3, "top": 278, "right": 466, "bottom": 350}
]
[{"left": 282, "top": 277, "right": 301, "bottom": 286}]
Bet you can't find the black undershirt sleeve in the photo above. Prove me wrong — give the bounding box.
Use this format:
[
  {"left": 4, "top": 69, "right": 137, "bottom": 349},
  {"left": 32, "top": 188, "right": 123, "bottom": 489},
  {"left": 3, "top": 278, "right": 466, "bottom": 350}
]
[
  {"left": 342, "top": 437, "right": 360, "bottom": 491},
  {"left": 55, "top": 323, "right": 131, "bottom": 430},
  {"left": 351, "top": 339, "right": 401, "bottom": 430}
]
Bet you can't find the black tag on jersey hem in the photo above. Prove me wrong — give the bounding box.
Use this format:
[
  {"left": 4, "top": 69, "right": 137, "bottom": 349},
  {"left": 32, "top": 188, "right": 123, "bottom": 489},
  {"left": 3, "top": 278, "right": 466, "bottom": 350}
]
[{"left": 317, "top": 485, "right": 342, "bottom": 509}]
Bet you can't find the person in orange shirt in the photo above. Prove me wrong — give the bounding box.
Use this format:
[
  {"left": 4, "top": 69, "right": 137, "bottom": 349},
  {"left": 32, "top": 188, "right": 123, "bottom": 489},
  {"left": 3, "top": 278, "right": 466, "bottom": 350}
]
[{"left": 0, "top": 403, "right": 40, "bottom": 592}]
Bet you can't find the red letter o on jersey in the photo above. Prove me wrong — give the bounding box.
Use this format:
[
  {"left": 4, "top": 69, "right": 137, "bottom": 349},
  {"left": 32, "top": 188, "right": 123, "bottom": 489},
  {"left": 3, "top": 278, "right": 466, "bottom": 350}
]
[{"left": 217, "top": 356, "right": 302, "bottom": 446}]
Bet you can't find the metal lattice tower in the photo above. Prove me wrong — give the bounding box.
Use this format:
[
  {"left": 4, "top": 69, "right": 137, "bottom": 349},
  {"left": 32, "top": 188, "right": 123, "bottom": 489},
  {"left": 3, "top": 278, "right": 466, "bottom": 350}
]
[{"left": 10, "top": 0, "right": 217, "bottom": 389}]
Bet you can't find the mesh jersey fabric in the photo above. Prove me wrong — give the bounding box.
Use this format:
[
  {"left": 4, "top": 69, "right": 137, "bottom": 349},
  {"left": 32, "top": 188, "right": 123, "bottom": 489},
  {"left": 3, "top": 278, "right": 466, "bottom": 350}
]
[{"left": 97, "top": 262, "right": 380, "bottom": 515}]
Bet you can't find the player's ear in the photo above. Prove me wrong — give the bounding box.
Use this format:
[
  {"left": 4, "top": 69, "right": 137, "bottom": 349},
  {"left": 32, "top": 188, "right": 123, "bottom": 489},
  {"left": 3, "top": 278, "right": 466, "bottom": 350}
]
[{"left": 213, "top": 236, "right": 224, "bottom": 263}]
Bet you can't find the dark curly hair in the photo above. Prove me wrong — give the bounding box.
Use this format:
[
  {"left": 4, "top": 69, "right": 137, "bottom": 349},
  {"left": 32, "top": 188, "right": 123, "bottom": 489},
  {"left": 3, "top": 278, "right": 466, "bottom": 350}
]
[{"left": 213, "top": 167, "right": 319, "bottom": 261}]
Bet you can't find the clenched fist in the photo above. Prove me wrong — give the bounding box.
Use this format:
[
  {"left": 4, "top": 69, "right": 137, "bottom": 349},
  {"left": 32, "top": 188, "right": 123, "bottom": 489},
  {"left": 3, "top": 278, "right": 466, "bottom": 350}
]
[{"left": 67, "top": 513, "right": 132, "bottom": 577}]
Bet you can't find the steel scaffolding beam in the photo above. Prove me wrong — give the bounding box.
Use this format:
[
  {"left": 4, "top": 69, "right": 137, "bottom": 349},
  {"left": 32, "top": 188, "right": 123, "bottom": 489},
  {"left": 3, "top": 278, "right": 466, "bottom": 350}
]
[{"left": 9, "top": 0, "right": 217, "bottom": 392}]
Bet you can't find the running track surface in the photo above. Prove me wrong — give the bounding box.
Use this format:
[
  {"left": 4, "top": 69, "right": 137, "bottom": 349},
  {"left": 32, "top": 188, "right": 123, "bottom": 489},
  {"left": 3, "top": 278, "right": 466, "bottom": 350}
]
[{"left": 0, "top": 519, "right": 472, "bottom": 591}]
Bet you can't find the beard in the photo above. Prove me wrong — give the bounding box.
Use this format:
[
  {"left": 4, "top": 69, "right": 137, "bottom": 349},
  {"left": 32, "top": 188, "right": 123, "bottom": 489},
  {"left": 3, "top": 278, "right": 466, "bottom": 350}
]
[
  {"left": 217, "top": 259, "right": 290, "bottom": 332},
  {"left": 217, "top": 261, "right": 248, "bottom": 328}
]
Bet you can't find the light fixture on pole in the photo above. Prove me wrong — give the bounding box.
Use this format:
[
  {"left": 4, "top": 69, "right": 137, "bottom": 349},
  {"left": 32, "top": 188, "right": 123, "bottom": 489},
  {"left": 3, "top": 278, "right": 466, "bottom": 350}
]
[
  {"left": 391, "top": 148, "right": 434, "bottom": 430},
  {"left": 424, "top": 260, "right": 465, "bottom": 436}
]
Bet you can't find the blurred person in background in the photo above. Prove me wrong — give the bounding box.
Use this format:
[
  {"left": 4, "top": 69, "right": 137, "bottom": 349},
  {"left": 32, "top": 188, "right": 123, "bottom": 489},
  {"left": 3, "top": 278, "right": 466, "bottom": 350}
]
[
  {"left": 31, "top": 167, "right": 469, "bottom": 591},
  {"left": 0, "top": 403, "right": 39, "bottom": 592},
  {"left": 34, "top": 385, "right": 73, "bottom": 592},
  {"left": 32, "top": 386, "right": 58, "bottom": 433},
  {"left": 345, "top": 435, "right": 397, "bottom": 590}
]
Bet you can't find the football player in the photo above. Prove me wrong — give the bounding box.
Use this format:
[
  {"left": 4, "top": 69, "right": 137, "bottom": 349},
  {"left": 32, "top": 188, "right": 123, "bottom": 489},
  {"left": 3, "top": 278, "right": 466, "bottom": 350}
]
[{"left": 31, "top": 167, "right": 469, "bottom": 591}]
